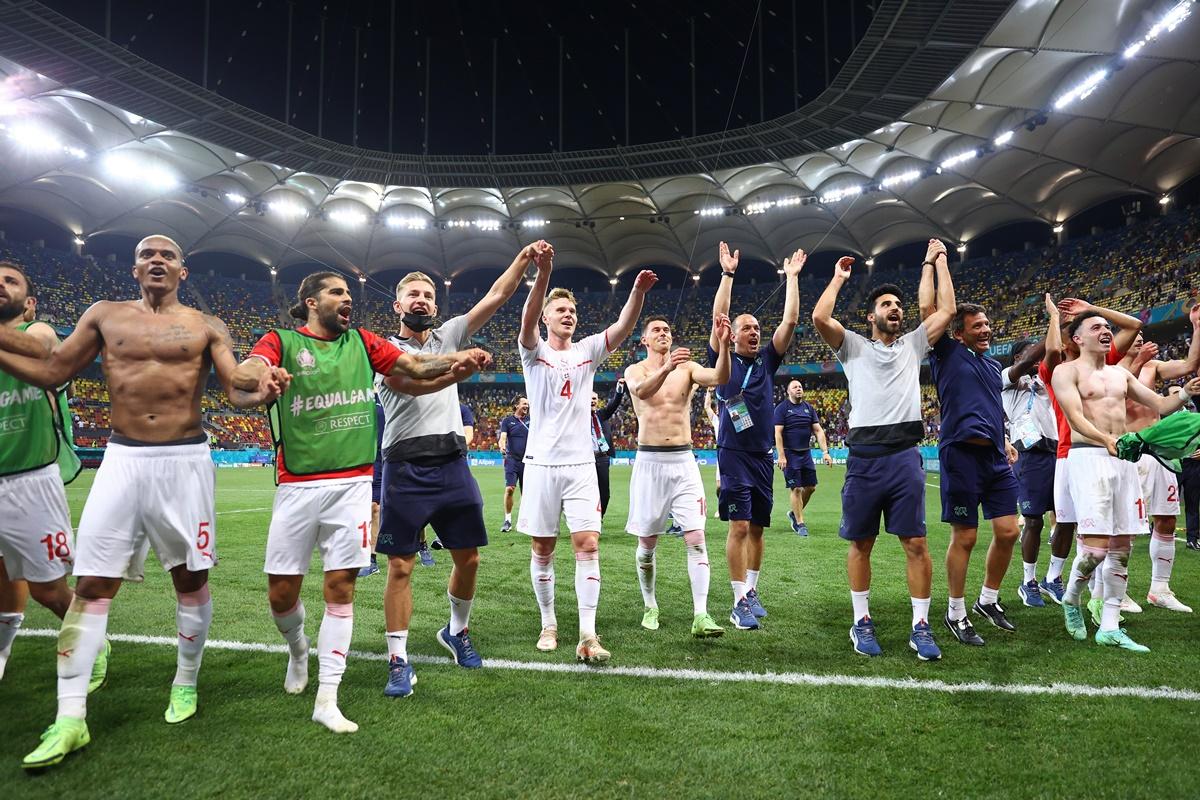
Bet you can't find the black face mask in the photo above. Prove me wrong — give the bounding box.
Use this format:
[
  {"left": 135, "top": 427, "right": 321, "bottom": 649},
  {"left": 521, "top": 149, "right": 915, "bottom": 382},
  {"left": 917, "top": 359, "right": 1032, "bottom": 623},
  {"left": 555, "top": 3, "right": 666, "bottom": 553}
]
[{"left": 402, "top": 312, "right": 440, "bottom": 332}]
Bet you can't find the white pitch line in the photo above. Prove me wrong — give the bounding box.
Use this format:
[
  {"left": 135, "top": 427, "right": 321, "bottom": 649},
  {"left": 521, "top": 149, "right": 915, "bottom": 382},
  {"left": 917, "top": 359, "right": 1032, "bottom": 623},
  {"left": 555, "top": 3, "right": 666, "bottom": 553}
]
[
  {"left": 216, "top": 507, "right": 272, "bottom": 516},
  {"left": 17, "top": 628, "right": 1200, "bottom": 702}
]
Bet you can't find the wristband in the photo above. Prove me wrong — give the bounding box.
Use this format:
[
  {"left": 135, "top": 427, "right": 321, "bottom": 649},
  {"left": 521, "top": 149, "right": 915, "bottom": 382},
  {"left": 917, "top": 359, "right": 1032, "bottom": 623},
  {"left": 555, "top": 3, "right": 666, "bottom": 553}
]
[
  {"left": 722, "top": 271, "right": 736, "bottom": 279},
  {"left": 922, "top": 260, "right": 936, "bottom": 267}
]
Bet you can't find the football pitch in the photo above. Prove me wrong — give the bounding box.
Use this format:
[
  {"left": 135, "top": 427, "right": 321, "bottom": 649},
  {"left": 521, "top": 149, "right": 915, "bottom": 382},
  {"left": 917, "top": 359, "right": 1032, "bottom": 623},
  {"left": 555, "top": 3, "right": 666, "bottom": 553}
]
[{"left": 4, "top": 464, "right": 1199, "bottom": 798}]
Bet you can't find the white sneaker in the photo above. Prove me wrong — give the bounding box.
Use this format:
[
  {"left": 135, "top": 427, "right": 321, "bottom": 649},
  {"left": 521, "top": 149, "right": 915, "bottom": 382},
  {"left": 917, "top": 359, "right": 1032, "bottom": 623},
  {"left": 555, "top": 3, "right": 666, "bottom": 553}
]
[
  {"left": 1147, "top": 589, "right": 1193, "bottom": 613},
  {"left": 1120, "top": 594, "right": 1143, "bottom": 613},
  {"left": 575, "top": 636, "right": 611, "bottom": 664},
  {"left": 312, "top": 699, "right": 358, "bottom": 734},
  {"left": 536, "top": 626, "right": 558, "bottom": 652}
]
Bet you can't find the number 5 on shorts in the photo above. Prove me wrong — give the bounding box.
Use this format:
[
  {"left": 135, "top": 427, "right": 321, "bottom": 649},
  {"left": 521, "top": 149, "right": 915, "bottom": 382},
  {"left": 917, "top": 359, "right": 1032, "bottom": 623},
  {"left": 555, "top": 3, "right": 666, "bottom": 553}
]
[{"left": 197, "top": 521, "right": 211, "bottom": 550}]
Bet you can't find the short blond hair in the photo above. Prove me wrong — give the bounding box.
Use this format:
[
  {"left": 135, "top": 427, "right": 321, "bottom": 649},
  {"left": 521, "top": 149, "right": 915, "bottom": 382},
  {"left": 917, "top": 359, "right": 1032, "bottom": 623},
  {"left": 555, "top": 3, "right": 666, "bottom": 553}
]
[
  {"left": 396, "top": 271, "right": 437, "bottom": 297},
  {"left": 546, "top": 287, "right": 576, "bottom": 306}
]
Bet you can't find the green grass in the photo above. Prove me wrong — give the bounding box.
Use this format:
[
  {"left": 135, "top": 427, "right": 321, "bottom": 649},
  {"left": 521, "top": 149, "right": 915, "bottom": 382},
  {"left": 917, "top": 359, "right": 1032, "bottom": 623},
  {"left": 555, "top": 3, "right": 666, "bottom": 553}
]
[{"left": 4, "top": 465, "right": 1200, "bottom": 798}]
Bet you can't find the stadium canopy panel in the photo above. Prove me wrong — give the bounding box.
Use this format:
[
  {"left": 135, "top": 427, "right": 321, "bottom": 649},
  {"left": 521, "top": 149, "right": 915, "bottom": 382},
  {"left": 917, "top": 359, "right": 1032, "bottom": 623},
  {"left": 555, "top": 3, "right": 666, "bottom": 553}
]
[{"left": 0, "top": 0, "right": 1198, "bottom": 279}]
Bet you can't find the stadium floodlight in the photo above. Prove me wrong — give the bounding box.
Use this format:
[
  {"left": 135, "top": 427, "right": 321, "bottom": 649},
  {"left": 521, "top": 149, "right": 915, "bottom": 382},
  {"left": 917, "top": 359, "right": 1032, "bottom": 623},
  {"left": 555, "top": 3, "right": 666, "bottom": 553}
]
[
  {"left": 1053, "top": 69, "right": 1108, "bottom": 110},
  {"left": 102, "top": 152, "right": 179, "bottom": 190},
  {"left": 939, "top": 150, "right": 978, "bottom": 170},
  {"left": 865, "top": 257, "right": 875, "bottom": 267},
  {"left": 1125, "top": 0, "right": 1194, "bottom": 59},
  {"left": 993, "top": 130, "right": 1014, "bottom": 147},
  {"left": 1160, "top": 195, "right": 1172, "bottom": 205},
  {"left": 358, "top": 275, "right": 367, "bottom": 284},
  {"left": 64, "top": 145, "right": 88, "bottom": 159},
  {"left": 692, "top": 274, "right": 701, "bottom": 282},
  {"left": 8, "top": 122, "right": 60, "bottom": 153},
  {"left": 956, "top": 243, "right": 968, "bottom": 254},
  {"left": 73, "top": 236, "right": 85, "bottom": 246},
  {"left": 776, "top": 196, "right": 805, "bottom": 207},
  {"left": 269, "top": 199, "right": 307, "bottom": 218},
  {"left": 385, "top": 215, "right": 427, "bottom": 230},
  {"left": 269, "top": 268, "right": 278, "bottom": 276},
  {"left": 743, "top": 200, "right": 774, "bottom": 215},
  {"left": 328, "top": 208, "right": 366, "bottom": 228},
  {"left": 444, "top": 279, "right": 452, "bottom": 287},
  {"left": 524, "top": 218, "right": 547, "bottom": 228},
  {"left": 697, "top": 207, "right": 724, "bottom": 217},
  {"left": 225, "top": 193, "right": 247, "bottom": 206},
  {"left": 609, "top": 278, "right": 619, "bottom": 285},
  {"left": 1052, "top": 223, "right": 1065, "bottom": 233},
  {"left": 776, "top": 268, "right": 785, "bottom": 275},
  {"left": 880, "top": 170, "right": 921, "bottom": 189},
  {"left": 819, "top": 185, "right": 864, "bottom": 204},
  {"left": 474, "top": 219, "right": 502, "bottom": 231},
  {"left": 525, "top": 279, "right": 535, "bottom": 287}
]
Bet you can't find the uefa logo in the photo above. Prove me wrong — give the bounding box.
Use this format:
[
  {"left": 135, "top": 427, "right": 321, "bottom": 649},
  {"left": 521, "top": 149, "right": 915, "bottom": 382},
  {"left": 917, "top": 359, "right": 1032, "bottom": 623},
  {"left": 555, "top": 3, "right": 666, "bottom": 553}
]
[{"left": 295, "top": 347, "right": 318, "bottom": 376}]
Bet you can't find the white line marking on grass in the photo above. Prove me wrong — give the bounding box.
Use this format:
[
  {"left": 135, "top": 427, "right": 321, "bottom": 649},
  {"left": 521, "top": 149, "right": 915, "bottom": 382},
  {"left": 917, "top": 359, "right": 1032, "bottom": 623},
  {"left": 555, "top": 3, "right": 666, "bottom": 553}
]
[
  {"left": 17, "top": 628, "right": 1200, "bottom": 702},
  {"left": 217, "top": 507, "right": 272, "bottom": 515}
]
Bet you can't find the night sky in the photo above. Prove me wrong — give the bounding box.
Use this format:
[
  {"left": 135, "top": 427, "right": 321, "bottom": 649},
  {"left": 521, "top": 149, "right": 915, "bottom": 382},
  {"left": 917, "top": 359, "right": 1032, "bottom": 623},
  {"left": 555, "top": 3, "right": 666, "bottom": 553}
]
[{"left": 42, "top": 0, "right": 874, "bottom": 155}]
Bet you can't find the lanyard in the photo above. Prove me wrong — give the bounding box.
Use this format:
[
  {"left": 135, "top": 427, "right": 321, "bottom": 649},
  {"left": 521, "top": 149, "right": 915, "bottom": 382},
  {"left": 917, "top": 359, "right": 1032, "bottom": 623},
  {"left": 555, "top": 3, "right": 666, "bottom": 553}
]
[{"left": 716, "top": 357, "right": 758, "bottom": 403}]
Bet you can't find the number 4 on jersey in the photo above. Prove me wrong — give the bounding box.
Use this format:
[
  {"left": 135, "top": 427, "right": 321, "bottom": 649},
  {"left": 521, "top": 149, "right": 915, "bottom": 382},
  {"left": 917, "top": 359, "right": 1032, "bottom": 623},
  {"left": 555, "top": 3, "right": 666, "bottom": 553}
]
[{"left": 560, "top": 379, "right": 573, "bottom": 400}]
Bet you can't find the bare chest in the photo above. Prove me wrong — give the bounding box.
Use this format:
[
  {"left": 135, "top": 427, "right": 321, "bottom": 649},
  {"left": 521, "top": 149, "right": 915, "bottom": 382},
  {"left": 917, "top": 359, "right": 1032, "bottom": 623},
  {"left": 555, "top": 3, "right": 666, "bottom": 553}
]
[
  {"left": 101, "top": 312, "right": 210, "bottom": 364},
  {"left": 1078, "top": 369, "right": 1125, "bottom": 403}
]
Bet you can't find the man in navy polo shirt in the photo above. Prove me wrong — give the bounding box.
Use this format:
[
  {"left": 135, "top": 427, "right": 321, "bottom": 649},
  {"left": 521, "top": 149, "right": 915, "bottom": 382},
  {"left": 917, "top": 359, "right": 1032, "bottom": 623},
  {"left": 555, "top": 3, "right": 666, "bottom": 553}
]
[
  {"left": 773, "top": 380, "right": 832, "bottom": 537},
  {"left": 812, "top": 240, "right": 956, "bottom": 661},
  {"left": 928, "top": 302, "right": 1021, "bottom": 646},
  {"left": 708, "top": 241, "right": 805, "bottom": 630},
  {"left": 498, "top": 396, "right": 530, "bottom": 533}
]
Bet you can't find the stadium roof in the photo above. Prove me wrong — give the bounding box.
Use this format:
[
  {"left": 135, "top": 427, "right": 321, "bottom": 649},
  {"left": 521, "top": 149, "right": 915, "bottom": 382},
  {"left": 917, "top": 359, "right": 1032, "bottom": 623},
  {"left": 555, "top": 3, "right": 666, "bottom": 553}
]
[{"left": 0, "top": 0, "right": 1198, "bottom": 280}]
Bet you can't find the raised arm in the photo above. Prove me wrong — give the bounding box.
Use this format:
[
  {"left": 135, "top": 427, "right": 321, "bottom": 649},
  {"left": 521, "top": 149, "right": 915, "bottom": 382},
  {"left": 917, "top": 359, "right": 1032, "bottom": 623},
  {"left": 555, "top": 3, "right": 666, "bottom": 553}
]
[
  {"left": 918, "top": 257, "right": 935, "bottom": 321},
  {"left": 1057, "top": 298, "right": 1143, "bottom": 356},
  {"left": 711, "top": 242, "right": 738, "bottom": 351},
  {"left": 604, "top": 270, "right": 657, "bottom": 351},
  {"left": 209, "top": 316, "right": 288, "bottom": 408},
  {"left": 1042, "top": 294, "right": 1064, "bottom": 370},
  {"left": 920, "top": 240, "right": 956, "bottom": 345},
  {"left": 0, "top": 302, "right": 105, "bottom": 389},
  {"left": 772, "top": 249, "right": 805, "bottom": 357},
  {"left": 690, "top": 314, "right": 732, "bottom": 387},
  {"left": 519, "top": 248, "right": 553, "bottom": 350},
  {"left": 1051, "top": 365, "right": 1118, "bottom": 453},
  {"left": 598, "top": 379, "right": 626, "bottom": 420},
  {"left": 1011, "top": 340, "right": 1047, "bottom": 379},
  {"left": 1154, "top": 304, "right": 1200, "bottom": 380},
  {"left": 811, "top": 257, "right": 852, "bottom": 351},
  {"left": 466, "top": 241, "right": 549, "bottom": 335}
]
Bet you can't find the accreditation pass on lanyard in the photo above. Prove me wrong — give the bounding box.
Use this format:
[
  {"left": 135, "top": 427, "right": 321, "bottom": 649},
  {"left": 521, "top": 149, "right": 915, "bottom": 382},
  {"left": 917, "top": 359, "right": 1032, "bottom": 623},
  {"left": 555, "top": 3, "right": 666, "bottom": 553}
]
[
  {"left": 724, "top": 359, "right": 758, "bottom": 433},
  {"left": 1013, "top": 387, "right": 1040, "bottom": 449}
]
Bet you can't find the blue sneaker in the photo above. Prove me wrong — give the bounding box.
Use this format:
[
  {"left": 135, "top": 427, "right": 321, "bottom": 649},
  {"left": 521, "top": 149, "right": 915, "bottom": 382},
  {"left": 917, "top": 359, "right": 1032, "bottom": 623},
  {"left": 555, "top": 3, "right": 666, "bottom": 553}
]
[
  {"left": 795, "top": 522, "right": 809, "bottom": 538},
  {"left": 1040, "top": 576, "right": 1066, "bottom": 605},
  {"left": 744, "top": 588, "right": 767, "bottom": 619},
  {"left": 383, "top": 656, "right": 416, "bottom": 698},
  {"left": 787, "top": 511, "right": 802, "bottom": 534},
  {"left": 418, "top": 543, "right": 435, "bottom": 567},
  {"left": 357, "top": 559, "right": 379, "bottom": 578},
  {"left": 437, "top": 625, "right": 482, "bottom": 669},
  {"left": 909, "top": 621, "right": 942, "bottom": 661},
  {"left": 1018, "top": 580, "right": 1045, "bottom": 608},
  {"left": 729, "top": 598, "right": 760, "bottom": 630},
  {"left": 850, "top": 616, "right": 882, "bottom": 657}
]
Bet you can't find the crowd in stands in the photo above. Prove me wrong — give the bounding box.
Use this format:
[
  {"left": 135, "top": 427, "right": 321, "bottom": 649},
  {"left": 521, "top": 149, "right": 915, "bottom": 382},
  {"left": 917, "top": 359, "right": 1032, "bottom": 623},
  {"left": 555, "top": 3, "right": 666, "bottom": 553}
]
[{"left": 3, "top": 200, "right": 1198, "bottom": 452}]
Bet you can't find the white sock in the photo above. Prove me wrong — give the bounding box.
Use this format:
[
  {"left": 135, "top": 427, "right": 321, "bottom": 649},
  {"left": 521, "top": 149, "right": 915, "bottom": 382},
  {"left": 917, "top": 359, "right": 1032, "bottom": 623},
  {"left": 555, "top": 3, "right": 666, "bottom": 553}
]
[
  {"left": 731, "top": 580, "right": 747, "bottom": 605},
  {"left": 911, "top": 596, "right": 930, "bottom": 628},
  {"left": 1064, "top": 547, "right": 1104, "bottom": 605},
  {"left": 173, "top": 586, "right": 212, "bottom": 687},
  {"left": 448, "top": 592, "right": 472, "bottom": 635},
  {"left": 851, "top": 589, "right": 870, "bottom": 622},
  {"left": 0, "top": 611, "right": 24, "bottom": 679},
  {"left": 317, "top": 603, "right": 353, "bottom": 688},
  {"left": 947, "top": 596, "right": 967, "bottom": 622},
  {"left": 1022, "top": 561, "right": 1037, "bottom": 584},
  {"left": 504, "top": 512, "right": 512, "bottom": 523},
  {"left": 56, "top": 597, "right": 111, "bottom": 719},
  {"left": 272, "top": 601, "right": 308, "bottom": 656},
  {"left": 745, "top": 569, "right": 760, "bottom": 591},
  {"left": 635, "top": 544, "right": 657, "bottom": 609},
  {"left": 575, "top": 553, "right": 601, "bottom": 638},
  {"left": 530, "top": 551, "right": 556, "bottom": 629},
  {"left": 313, "top": 683, "right": 357, "bottom": 734},
  {"left": 978, "top": 586, "right": 999, "bottom": 606},
  {"left": 1150, "top": 534, "right": 1176, "bottom": 590},
  {"left": 683, "top": 531, "right": 710, "bottom": 615},
  {"left": 1088, "top": 563, "right": 1105, "bottom": 600},
  {"left": 385, "top": 630, "right": 409, "bottom": 661},
  {"left": 1048, "top": 555, "right": 1067, "bottom": 582},
  {"left": 1101, "top": 551, "right": 1130, "bottom": 631}
]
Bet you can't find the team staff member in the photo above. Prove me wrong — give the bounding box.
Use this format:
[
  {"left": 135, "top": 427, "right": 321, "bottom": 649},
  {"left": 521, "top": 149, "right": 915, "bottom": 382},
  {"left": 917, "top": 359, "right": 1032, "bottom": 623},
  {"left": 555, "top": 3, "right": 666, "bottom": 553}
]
[
  {"left": 773, "top": 380, "right": 832, "bottom": 537},
  {"left": 709, "top": 242, "right": 805, "bottom": 630},
  {"left": 499, "top": 397, "right": 531, "bottom": 532},
  {"left": 592, "top": 379, "right": 626, "bottom": 518}
]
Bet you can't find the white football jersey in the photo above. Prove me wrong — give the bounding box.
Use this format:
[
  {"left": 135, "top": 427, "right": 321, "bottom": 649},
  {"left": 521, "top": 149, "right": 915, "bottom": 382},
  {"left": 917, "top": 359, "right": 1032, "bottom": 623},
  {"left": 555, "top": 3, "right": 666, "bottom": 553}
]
[{"left": 519, "top": 331, "right": 611, "bottom": 466}]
